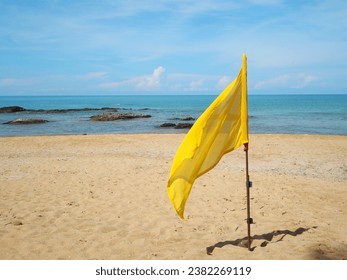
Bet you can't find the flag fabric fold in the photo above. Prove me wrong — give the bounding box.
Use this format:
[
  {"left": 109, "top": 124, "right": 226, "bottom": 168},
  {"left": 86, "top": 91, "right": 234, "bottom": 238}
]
[{"left": 167, "top": 54, "right": 249, "bottom": 219}]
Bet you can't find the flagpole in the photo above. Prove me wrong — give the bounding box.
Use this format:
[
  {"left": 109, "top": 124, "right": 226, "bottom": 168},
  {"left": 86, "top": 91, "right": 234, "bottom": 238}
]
[{"left": 244, "top": 143, "right": 252, "bottom": 251}]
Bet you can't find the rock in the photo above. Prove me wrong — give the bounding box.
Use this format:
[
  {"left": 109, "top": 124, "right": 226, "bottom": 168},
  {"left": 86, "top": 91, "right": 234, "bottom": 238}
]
[
  {"left": 0, "top": 106, "right": 119, "bottom": 114},
  {"left": 175, "top": 123, "right": 194, "bottom": 129},
  {"left": 180, "top": 116, "right": 195, "bottom": 121},
  {"left": 90, "top": 113, "right": 151, "bottom": 121},
  {"left": 27, "top": 107, "right": 118, "bottom": 114},
  {"left": 171, "top": 116, "right": 195, "bottom": 121},
  {"left": 4, "top": 118, "right": 49, "bottom": 125},
  {"left": 159, "top": 122, "right": 194, "bottom": 129},
  {"left": 0, "top": 106, "right": 25, "bottom": 113},
  {"left": 160, "top": 123, "right": 176, "bottom": 127},
  {"left": 101, "top": 107, "right": 118, "bottom": 111}
]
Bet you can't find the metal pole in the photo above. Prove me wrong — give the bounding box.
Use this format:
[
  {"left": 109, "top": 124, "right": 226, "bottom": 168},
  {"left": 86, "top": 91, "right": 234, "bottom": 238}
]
[{"left": 244, "top": 143, "right": 252, "bottom": 251}]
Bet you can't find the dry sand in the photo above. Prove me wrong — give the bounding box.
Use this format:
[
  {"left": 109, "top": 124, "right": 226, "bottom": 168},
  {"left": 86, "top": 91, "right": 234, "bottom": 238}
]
[{"left": 0, "top": 134, "right": 346, "bottom": 260}]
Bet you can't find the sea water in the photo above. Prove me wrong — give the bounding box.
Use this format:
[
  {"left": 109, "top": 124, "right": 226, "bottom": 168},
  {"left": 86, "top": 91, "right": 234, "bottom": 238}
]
[{"left": 0, "top": 94, "right": 346, "bottom": 136}]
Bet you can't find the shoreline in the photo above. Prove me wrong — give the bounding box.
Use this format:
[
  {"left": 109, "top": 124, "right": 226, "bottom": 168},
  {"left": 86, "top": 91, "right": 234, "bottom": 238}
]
[
  {"left": 0, "top": 134, "right": 346, "bottom": 259},
  {"left": 1, "top": 132, "right": 346, "bottom": 138}
]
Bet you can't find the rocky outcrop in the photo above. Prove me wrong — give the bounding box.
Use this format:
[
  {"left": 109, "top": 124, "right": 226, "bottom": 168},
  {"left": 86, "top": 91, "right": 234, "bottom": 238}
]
[
  {"left": 28, "top": 107, "right": 118, "bottom": 114},
  {"left": 90, "top": 113, "right": 151, "bottom": 121},
  {"left": 171, "top": 116, "right": 195, "bottom": 121},
  {"left": 159, "top": 122, "right": 194, "bottom": 129},
  {"left": 159, "top": 123, "right": 176, "bottom": 128},
  {"left": 0, "top": 106, "right": 25, "bottom": 113},
  {"left": 0, "top": 106, "right": 118, "bottom": 114},
  {"left": 4, "top": 118, "right": 49, "bottom": 124},
  {"left": 175, "top": 123, "right": 193, "bottom": 129}
]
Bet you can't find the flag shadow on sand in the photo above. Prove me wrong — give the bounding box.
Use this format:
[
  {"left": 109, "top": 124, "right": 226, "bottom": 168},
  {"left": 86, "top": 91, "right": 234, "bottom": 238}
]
[{"left": 206, "top": 226, "right": 317, "bottom": 254}]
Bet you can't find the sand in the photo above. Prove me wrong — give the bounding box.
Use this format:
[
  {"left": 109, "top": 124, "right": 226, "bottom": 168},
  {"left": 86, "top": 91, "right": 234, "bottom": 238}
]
[{"left": 0, "top": 134, "right": 346, "bottom": 260}]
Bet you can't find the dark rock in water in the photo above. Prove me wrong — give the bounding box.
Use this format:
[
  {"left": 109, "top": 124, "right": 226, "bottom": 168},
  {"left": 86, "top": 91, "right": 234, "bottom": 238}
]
[
  {"left": 175, "top": 123, "right": 194, "bottom": 129},
  {"left": 4, "top": 118, "right": 49, "bottom": 125},
  {"left": 0, "top": 106, "right": 25, "bottom": 113},
  {"left": 100, "top": 107, "right": 118, "bottom": 111},
  {"left": 180, "top": 116, "right": 195, "bottom": 121},
  {"left": 0, "top": 106, "right": 119, "bottom": 114},
  {"left": 171, "top": 116, "right": 195, "bottom": 121},
  {"left": 160, "top": 123, "right": 176, "bottom": 128},
  {"left": 26, "top": 107, "right": 118, "bottom": 114},
  {"left": 159, "top": 122, "right": 194, "bottom": 129},
  {"left": 90, "top": 113, "right": 151, "bottom": 121}
]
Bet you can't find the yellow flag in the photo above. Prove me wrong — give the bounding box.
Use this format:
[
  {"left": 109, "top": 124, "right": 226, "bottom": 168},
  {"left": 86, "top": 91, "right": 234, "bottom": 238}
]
[{"left": 167, "top": 54, "right": 249, "bottom": 219}]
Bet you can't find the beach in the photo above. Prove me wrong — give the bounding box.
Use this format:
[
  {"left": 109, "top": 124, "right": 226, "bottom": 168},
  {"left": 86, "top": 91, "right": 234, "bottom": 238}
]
[{"left": 0, "top": 133, "right": 346, "bottom": 260}]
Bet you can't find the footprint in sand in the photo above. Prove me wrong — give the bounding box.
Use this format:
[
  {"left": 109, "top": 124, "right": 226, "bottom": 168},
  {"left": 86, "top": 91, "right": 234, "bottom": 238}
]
[{"left": 5, "top": 220, "right": 23, "bottom": 226}]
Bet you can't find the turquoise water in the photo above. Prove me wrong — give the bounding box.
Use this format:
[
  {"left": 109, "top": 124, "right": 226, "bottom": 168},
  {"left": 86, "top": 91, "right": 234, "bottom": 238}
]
[{"left": 0, "top": 94, "right": 346, "bottom": 136}]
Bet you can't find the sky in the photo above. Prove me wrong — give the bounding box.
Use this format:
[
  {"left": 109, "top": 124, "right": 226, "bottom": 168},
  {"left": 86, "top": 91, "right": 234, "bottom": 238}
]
[{"left": 0, "top": 0, "right": 346, "bottom": 95}]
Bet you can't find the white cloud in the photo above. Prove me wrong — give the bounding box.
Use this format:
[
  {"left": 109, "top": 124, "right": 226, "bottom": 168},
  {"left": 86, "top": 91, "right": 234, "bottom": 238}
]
[
  {"left": 135, "top": 66, "right": 165, "bottom": 90},
  {"left": 168, "top": 73, "right": 221, "bottom": 91},
  {"left": 254, "top": 75, "right": 290, "bottom": 89},
  {"left": 254, "top": 74, "right": 318, "bottom": 90},
  {"left": 100, "top": 66, "right": 166, "bottom": 90},
  {"left": 189, "top": 79, "right": 206, "bottom": 90},
  {"left": 292, "top": 74, "right": 318, "bottom": 89},
  {"left": 216, "top": 76, "right": 232, "bottom": 90},
  {"left": 100, "top": 70, "right": 231, "bottom": 91}
]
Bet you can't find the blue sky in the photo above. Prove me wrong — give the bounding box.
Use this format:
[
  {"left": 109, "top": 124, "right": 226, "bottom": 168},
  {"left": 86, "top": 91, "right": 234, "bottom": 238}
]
[{"left": 0, "top": 0, "right": 346, "bottom": 95}]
